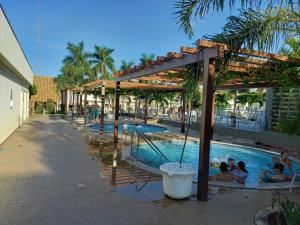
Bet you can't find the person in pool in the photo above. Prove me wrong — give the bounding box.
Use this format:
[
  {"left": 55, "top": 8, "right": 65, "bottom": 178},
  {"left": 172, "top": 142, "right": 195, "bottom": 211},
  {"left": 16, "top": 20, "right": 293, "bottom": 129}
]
[
  {"left": 231, "top": 161, "right": 248, "bottom": 184},
  {"left": 209, "top": 162, "right": 234, "bottom": 182},
  {"left": 228, "top": 158, "right": 237, "bottom": 172},
  {"left": 262, "top": 163, "right": 289, "bottom": 183},
  {"left": 280, "top": 150, "right": 292, "bottom": 171}
]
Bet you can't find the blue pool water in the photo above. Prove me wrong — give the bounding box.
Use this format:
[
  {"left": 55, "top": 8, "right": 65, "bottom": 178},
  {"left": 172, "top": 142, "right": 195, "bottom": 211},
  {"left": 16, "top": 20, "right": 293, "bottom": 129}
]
[
  {"left": 89, "top": 124, "right": 168, "bottom": 134},
  {"left": 132, "top": 140, "right": 300, "bottom": 185}
]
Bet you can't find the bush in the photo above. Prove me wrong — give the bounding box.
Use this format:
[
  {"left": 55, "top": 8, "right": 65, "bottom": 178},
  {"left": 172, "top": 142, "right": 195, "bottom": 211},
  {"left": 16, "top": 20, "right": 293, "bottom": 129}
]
[
  {"left": 35, "top": 101, "right": 44, "bottom": 114},
  {"left": 279, "top": 113, "right": 300, "bottom": 135},
  {"left": 46, "top": 99, "right": 56, "bottom": 114}
]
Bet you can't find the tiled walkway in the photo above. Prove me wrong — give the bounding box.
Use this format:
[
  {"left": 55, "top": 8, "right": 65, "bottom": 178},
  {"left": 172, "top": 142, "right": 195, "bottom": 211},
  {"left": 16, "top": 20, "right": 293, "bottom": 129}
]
[{"left": 0, "top": 115, "right": 299, "bottom": 225}]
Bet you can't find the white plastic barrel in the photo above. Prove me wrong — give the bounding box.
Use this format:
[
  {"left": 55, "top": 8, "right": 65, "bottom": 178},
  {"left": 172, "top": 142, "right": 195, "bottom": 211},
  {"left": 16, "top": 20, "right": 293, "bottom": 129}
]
[{"left": 160, "top": 162, "right": 195, "bottom": 199}]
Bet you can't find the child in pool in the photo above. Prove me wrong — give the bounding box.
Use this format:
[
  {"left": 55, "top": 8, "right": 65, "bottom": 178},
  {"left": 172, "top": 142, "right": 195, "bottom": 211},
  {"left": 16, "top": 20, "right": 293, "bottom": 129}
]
[{"left": 209, "top": 162, "right": 234, "bottom": 182}]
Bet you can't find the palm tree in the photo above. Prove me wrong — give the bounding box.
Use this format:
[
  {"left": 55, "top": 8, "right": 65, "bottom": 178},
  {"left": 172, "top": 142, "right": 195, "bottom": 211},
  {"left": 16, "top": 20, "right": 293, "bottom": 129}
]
[
  {"left": 174, "top": 0, "right": 299, "bottom": 51},
  {"left": 280, "top": 38, "right": 300, "bottom": 59},
  {"left": 91, "top": 45, "right": 116, "bottom": 80},
  {"left": 140, "top": 53, "right": 155, "bottom": 66},
  {"left": 57, "top": 41, "right": 93, "bottom": 90},
  {"left": 63, "top": 41, "right": 91, "bottom": 67},
  {"left": 149, "top": 93, "right": 169, "bottom": 116},
  {"left": 120, "top": 60, "right": 134, "bottom": 71}
]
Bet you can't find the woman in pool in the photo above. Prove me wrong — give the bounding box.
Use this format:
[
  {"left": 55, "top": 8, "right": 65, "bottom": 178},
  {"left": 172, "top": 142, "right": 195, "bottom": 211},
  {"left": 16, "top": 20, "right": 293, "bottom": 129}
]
[
  {"left": 209, "top": 162, "right": 234, "bottom": 182},
  {"left": 262, "top": 163, "right": 289, "bottom": 183},
  {"left": 231, "top": 161, "right": 248, "bottom": 184}
]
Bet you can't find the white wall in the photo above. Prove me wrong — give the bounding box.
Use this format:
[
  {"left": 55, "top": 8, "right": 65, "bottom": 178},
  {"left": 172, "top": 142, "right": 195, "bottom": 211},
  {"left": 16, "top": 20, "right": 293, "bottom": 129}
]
[
  {"left": 0, "top": 64, "right": 30, "bottom": 143},
  {"left": 0, "top": 5, "right": 33, "bottom": 144},
  {"left": 0, "top": 6, "right": 33, "bottom": 84}
]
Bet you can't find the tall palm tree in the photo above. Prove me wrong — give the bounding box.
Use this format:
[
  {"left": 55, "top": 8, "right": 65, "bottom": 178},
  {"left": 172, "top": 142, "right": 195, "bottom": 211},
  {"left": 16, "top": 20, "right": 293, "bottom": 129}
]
[
  {"left": 174, "top": 0, "right": 299, "bottom": 51},
  {"left": 120, "top": 60, "right": 135, "bottom": 71},
  {"left": 63, "top": 41, "right": 91, "bottom": 67},
  {"left": 57, "top": 41, "right": 93, "bottom": 90},
  {"left": 91, "top": 45, "right": 116, "bottom": 80}
]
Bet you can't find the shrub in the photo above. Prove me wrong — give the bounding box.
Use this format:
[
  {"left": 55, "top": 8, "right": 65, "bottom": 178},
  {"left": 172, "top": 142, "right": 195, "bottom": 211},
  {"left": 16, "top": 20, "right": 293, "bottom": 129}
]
[
  {"left": 35, "top": 101, "right": 44, "bottom": 114},
  {"left": 279, "top": 113, "right": 300, "bottom": 135},
  {"left": 46, "top": 99, "right": 56, "bottom": 114}
]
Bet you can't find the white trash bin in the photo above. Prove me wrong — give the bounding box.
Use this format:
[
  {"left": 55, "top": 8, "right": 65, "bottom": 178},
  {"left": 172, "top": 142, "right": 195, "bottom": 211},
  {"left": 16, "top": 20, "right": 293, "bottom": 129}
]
[{"left": 160, "top": 162, "right": 195, "bottom": 199}]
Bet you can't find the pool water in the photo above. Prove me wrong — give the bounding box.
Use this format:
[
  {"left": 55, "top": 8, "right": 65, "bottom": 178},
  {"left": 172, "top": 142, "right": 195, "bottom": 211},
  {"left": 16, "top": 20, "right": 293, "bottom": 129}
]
[
  {"left": 89, "top": 124, "right": 168, "bottom": 134},
  {"left": 131, "top": 140, "right": 300, "bottom": 185}
]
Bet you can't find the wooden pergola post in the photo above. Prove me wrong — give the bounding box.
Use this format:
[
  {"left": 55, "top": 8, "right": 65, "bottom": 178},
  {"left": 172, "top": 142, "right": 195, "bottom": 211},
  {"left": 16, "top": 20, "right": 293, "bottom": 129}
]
[
  {"left": 180, "top": 90, "right": 186, "bottom": 133},
  {"left": 197, "top": 57, "right": 216, "bottom": 201},
  {"left": 80, "top": 92, "right": 83, "bottom": 106},
  {"left": 100, "top": 82, "right": 106, "bottom": 138},
  {"left": 84, "top": 92, "right": 88, "bottom": 106},
  {"left": 114, "top": 81, "right": 120, "bottom": 144},
  {"left": 144, "top": 95, "right": 148, "bottom": 124}
]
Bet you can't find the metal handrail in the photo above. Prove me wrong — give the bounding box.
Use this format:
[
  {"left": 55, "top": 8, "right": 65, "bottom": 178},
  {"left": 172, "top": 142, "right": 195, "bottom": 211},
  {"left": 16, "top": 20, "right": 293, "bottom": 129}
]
[
  {"left": 138, "top": 130, "right": 169, "bottom": 162},
  {"left": 130, "top": 128, "right": 169, "bottom": 162}
]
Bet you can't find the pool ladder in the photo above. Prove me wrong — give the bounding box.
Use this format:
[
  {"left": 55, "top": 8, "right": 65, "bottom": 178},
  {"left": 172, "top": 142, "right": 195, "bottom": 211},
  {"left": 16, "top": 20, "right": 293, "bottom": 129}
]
[
  {"left": 130, "top": 129, "right": 169, "bottom": 162},
  {"left": 128, "top": 129, "right": 169, "bottom": 192}
]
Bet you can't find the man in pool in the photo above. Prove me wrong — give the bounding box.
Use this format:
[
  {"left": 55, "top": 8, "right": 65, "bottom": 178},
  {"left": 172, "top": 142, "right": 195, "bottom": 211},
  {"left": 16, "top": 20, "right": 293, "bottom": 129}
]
[
  {"left": 262, "top": 163, "right": 289, "bottom": 183},
  {"left": 209, "top": 162, "right": 234, "bottom": 182}
]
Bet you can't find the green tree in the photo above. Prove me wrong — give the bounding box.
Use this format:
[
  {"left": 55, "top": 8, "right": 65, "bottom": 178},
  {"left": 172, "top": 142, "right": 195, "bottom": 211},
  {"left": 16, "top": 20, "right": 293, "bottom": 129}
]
[
  {"left": 140, "top": 53, "right": 155, "bottom": 66},
  {"left": 91, "top": 45, "right": 115, "bottom": 80},
  {"left": 174, "top": 0, "right": 299, "bottom": 51},
  {"left": 120, "top": 60, "right": 134, "bottom": 71},
  {"left": 57, "top": 42, "right": 93, "bottom": 90},
  {"left": 214, "top": 92, "right": 229, "bottom": 110},
  {"left": 280, "top": 38, "right": 300, "bottom": 59},
  {"left": 149, "top": 93, "right": 169, "bottom": 115}
]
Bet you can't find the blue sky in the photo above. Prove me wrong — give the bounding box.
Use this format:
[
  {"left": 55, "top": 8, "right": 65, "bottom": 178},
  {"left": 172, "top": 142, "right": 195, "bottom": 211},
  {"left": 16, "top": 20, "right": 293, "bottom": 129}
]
[{"left": 1, "top": 0, "right": 235, "bottom": 76}]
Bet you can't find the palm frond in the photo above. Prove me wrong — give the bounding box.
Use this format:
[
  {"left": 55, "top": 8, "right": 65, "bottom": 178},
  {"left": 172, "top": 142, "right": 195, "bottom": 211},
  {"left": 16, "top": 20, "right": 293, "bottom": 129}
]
[
  {"left": 173, "top": 0, "right": 297, "bottom": 38},
  {"left": 206, "top": 8, "right": 300, "bottom": 51}
]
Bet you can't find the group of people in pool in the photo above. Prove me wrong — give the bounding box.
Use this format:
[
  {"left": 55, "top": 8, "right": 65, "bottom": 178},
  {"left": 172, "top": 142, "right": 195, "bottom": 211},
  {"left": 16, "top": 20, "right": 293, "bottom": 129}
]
[{"left": 209, "top": 150, "right": 294, "bottom": 184}]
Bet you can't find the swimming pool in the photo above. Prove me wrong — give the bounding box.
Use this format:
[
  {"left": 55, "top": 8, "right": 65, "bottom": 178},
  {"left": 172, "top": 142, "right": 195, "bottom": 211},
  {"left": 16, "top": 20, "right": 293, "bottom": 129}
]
[
  {"left": 89, "top": 124, "right": 168, "bottom": 134},
  {"left": 130, "top": 140, "right": 300, "bottom": 187}
]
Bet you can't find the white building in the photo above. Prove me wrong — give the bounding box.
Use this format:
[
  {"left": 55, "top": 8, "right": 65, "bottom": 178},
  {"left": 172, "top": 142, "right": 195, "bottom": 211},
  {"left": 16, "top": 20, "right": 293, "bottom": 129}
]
[{"left": 0, "top": 5, "right": 33, "bottom": 144}]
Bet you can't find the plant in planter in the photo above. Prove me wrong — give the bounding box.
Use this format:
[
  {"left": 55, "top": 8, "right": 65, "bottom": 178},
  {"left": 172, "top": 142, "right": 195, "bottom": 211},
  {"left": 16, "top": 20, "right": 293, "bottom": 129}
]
[{"left": 271, "top": 191, "right": 300, "bottom": 225}]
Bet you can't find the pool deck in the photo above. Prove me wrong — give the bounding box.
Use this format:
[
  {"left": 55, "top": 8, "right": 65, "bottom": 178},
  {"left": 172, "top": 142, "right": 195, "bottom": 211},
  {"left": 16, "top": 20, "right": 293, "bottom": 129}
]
[{"left": 0, "top": 114, "right": 299, "bottom": 225}]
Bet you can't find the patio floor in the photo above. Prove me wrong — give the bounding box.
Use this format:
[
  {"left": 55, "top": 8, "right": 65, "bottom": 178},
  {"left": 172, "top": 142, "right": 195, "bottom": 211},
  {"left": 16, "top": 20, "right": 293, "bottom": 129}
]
[{"left": 0, "top": 115, "right": 299, "bottom": 225}]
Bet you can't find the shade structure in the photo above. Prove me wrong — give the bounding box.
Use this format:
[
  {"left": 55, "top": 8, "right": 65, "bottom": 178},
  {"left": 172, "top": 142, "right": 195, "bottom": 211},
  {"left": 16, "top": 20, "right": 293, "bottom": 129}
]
[{"left": 110, "top": 39, "right": 300, "bottom": 202}]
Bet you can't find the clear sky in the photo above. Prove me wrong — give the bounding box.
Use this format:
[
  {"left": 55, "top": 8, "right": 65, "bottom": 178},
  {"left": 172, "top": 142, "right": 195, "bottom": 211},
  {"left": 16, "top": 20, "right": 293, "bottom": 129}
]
[{"left": 1, "top": 0, "right": 235, "bottom": 76}]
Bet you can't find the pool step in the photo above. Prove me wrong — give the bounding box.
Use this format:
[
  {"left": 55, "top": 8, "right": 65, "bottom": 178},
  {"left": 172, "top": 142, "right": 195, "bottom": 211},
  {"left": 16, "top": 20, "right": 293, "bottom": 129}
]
[{"left": 100, "top": 163, "right": 161, "bottom": 186}]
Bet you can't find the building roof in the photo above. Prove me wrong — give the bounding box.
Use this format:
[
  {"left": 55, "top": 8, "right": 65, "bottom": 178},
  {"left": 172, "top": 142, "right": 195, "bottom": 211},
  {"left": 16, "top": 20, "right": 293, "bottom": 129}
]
[{"left": 31, "top": 76, "right": 60, "bottom": 103}]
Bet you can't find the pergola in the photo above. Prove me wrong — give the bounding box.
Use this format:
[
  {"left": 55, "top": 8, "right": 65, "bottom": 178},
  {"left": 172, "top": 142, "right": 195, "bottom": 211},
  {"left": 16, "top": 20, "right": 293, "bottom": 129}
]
[
  {"left": 73, "top": 79, "right": 187, "bottom": 134},
  {"left": 112, "top": 39, "right": 300, "bottom": 201}
]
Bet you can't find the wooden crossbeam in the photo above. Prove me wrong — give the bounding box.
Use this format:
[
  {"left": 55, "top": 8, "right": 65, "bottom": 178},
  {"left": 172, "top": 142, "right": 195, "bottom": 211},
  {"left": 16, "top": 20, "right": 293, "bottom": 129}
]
[
  {"left": 157, "top": 56, "right": 167, "bottom": 62},
  {"left": 197, "top": 39, "right": 300, "bottom": 64},
  {"left": 167, "top": 52, "right": 183, "bottom": 59},
  {"left": 180, "top": 46, "right": 199, "bottom": 54}
]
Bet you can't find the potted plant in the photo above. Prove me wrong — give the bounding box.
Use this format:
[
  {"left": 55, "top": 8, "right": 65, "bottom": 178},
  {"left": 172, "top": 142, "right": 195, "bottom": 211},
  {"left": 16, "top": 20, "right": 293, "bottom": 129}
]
[
  {"left": 160, "top": 162, "right": 195, "bottom": 199},
  {"left": 268, "top": 192, "right": 300, "bottom": 225}
]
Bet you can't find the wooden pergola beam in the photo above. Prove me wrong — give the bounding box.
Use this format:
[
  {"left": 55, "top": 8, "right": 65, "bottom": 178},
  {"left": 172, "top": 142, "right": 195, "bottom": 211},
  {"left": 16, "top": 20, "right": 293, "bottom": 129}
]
[
  {"left": 116, "top": 47, "right": 219, "bottom": 82},
  {"left": 197, "top": 39, "right": 300, "bottom": 64}
]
